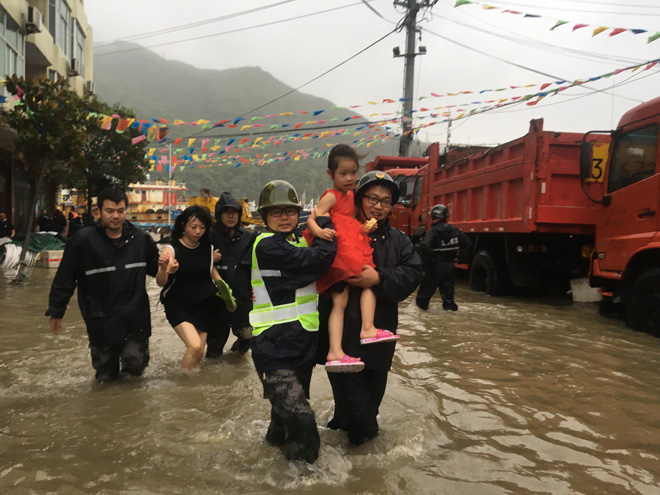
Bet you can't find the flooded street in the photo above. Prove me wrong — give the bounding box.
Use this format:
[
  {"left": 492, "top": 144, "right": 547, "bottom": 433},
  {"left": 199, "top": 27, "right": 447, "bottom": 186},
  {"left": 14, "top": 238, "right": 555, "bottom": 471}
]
[{"left": 1, "top": 267, "right": 660, "bottom": 495}]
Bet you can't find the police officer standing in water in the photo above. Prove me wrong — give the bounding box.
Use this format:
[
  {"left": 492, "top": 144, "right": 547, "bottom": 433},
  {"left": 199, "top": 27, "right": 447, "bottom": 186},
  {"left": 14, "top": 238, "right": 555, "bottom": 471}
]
[
  {"left": 416, "top": 204, "right": 473, "bottom": 311},
  {"left": 247, "top": 180, "right": 336, "bottom": 463},
  {"left": 208, "top": 191, "right": 256, "bottom": 357}
]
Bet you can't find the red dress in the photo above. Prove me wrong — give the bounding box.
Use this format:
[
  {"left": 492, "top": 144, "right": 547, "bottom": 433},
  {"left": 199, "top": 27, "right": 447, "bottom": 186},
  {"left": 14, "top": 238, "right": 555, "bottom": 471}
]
[{"left": 311, "top": 189, "right": 374, "bottom": 294}]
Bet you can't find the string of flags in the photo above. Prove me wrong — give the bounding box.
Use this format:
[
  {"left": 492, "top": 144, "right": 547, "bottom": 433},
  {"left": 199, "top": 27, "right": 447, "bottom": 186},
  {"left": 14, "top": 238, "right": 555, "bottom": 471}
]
[
  {"left": 84, "top": 55, "right": 660, "bottom": 151},
  {"left": 409, "top": 58, "right": 660, "bottom": 135},
  {"left": 146, "top": 133, "right": 394, "bottom": 170},
  {"left": 453, "top": 1, "right": 660, "bottom": 43}
]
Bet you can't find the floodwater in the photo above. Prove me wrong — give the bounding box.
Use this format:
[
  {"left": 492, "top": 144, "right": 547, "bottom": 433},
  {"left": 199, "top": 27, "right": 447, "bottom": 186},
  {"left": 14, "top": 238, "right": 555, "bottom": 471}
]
[{"left": 1, "top": 267, "right": 659, "bottom": 495}]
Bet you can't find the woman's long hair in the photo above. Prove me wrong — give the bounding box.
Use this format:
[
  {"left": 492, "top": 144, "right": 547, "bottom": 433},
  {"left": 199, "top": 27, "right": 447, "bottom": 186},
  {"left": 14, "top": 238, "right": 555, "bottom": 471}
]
[{"left": 171, "top": 205, "right": 213, "bottom": 243}]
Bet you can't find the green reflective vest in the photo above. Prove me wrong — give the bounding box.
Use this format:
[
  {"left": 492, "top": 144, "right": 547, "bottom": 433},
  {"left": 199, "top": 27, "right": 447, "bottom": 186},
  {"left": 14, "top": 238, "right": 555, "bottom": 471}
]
[{"left": 249, "top": 233, "right": 319, "bottom": 336}]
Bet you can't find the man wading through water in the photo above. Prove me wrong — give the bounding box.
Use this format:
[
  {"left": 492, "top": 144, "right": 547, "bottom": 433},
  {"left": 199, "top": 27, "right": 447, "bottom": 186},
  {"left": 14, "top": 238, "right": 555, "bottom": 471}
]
[
  {"left": 46, "top": 187, "right": 159, "bottom": 382},
  {"left": 247, "top": 180, "right": 336, "bottom": 463}
]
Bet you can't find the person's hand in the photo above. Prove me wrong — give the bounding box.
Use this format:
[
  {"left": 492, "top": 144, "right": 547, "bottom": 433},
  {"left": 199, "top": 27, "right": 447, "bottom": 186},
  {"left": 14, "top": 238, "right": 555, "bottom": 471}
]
[
  {"left": 346, "top": 265, "right": 380, "bottom": 288},
  {"left": 167, "top": 258, "right": 179, "bottom": 274},
  {"left": 317, "top": 228, "right": 336, "bottom": 241},
  {"left": 363, "top": 218, "right": 378, "bottom": 233},
  {"left": 50, "top": 317, "right": 62, "bottom": 334},
  {"left": 158, "top": 252, "right": 170, "bottom": 270},
  {"left": 213, "top": 249, "right": 222, "bottom": 263}
]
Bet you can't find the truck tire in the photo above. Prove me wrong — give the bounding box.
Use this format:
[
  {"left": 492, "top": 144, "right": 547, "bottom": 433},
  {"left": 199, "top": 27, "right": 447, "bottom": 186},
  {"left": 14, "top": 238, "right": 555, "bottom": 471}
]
[
  {"left": 624, "top": 268, "right": 660, "bottom": 336},
  {"left": 469, "top": 249, "right": 510, "bottom": 296}
]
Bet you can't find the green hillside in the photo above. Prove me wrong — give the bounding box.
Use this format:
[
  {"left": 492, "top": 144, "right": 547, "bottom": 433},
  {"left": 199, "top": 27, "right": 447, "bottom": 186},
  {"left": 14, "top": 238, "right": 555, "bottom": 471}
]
[{"left": 93, "top": 42, "right": 399, "bottom": 202}]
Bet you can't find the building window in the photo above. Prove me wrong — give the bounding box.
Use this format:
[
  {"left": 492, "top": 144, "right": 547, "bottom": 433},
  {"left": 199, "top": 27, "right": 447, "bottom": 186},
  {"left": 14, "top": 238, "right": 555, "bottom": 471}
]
[
  {"left": 48, "top": 1, "right": 84, "bottom": 71},
  {"left": 0, "top": 6, "right": 25, "bottom": 78},
  {"left": 74, "top": 21, "right": 85, "bottom": 77}
]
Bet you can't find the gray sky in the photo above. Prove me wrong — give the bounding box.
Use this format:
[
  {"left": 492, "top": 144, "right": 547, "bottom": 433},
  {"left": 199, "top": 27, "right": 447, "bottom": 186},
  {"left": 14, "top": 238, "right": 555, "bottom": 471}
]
[{"left": 87, "top": 0, "right": 660, "bottom": 152}]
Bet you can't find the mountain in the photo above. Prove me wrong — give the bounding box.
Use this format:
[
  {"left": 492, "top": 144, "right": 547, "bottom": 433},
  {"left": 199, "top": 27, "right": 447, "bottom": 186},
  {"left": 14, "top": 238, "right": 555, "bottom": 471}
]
[{"left": 93, "top": 42, "right": 399, "bottom": 201}]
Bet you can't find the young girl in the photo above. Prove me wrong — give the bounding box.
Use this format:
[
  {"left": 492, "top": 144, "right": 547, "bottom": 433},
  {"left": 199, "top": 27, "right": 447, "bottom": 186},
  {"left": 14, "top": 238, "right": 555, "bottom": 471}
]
[
  {"left": 156, "top": 205, "right": 236, "bottom": 369},
  {"left": 306, "top": 144, "right": 399, "bottom": 373}
]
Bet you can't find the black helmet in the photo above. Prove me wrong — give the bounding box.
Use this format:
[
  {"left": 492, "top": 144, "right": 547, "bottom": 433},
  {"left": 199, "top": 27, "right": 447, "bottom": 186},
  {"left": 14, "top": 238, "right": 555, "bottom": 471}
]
[
  {"left": 430, "top": 204, "right": 448, "bottom": 221},
  {"left": 257, "top": 180, "right": 301, "bottom": 217},
  {"left": 354, "top": 171, "right": 400, "bottom": 205}
]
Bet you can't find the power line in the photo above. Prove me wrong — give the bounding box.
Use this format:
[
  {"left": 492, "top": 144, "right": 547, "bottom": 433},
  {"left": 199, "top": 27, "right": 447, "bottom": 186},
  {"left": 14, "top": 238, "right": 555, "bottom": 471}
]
[
  {"left": 421, "top": 25, "right": 646, "bottom": 104},
  {"left": 440, "top": 10, "right": 646, "bottom": 67},
  {"left": 181, "top": 28, "right": 398, "bottom": 141},
  {"left": 94, "top": 2, "right": 368, "bottom": 57},
  {"left": 94, "top": 0, "right": 299, "bottom": 47}
]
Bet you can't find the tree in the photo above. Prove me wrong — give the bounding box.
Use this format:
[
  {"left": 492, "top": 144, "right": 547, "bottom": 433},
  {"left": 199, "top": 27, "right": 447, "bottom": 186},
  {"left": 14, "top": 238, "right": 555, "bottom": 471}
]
[
  {"left": 1, "top": 76, "right": 88, "bottom": 283},
  {"left": 56, "top": 98, "right": 149, "bottom": 211}
]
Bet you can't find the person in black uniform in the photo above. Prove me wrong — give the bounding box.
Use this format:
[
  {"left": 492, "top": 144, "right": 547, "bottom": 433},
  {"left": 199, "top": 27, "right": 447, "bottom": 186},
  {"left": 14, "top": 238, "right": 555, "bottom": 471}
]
[
  {"left": 46, "top": 187, "right": 159, "bottom": 382},
  {"left": 247, "top": 180, "right": 336, "bottom": 463},
  {"left": 0, "top": 212, "right": 15, "bottom": 238},
  {"left": 37, "top": 209, "right": 52, "bottom": 232},
  {"left": 157, "top": 205, "right": 235, "bottom": 370},
  {"left": 317, "top": 171, "right": 423, "bottom": 446},
  {"left": 207, "top": 192, "right": 256, "bottom": 357},
  {"left": 415, "top": 204, "right": 473, "bottom": 311}
]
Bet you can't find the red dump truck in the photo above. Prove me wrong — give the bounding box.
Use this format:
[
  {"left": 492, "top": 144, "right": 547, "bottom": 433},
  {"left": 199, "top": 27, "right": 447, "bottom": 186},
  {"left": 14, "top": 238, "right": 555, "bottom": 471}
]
[
  {"left": 579, "top": 96, "right": 660, "bottom": 333},
  {"left": 367, "top": 98, "right": 660, "bottom": 334},
  {"left": 366, "top": 118, "right": 609, "bottom": 295}
]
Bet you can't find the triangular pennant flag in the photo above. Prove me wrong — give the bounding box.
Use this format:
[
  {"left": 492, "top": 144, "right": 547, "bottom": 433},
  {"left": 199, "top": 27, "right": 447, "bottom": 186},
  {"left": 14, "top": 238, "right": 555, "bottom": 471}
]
[
  {"left": 592, "top": 26, "right": 608, "bottom": 37},
  {"left": 609, "top": 28, "right": 627, "bottom": 37},
  {"left": 551, "top": 20, "right": 568, "bottom": 31},
  {"left": 572, "top": 23, "right": 588, "bottom": 32},
  {"left": 454, "top": 0, "right": 472, "bottom": 6}
]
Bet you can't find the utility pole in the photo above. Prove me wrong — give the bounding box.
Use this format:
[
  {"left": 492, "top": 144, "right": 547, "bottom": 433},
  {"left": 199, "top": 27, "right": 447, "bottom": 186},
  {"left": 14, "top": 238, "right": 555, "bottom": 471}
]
[{"left": 393, "top": 0, "right": 433, "bottom": 157}]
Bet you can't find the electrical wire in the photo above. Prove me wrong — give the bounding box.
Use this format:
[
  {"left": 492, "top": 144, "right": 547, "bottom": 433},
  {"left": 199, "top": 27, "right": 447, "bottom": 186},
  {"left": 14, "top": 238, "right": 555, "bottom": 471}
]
[
  {"left": 439, "top": 9, "right": 648, "bottom": 67},
  {"left": 94, "top": 2, "right": 369, "bottom": 57},
  {"left": 179, "top": 28, "right": 398, "bottom": 142},
  {"left": 421, "top": 25, "right": 646, "bottom": 104},
  {"left": 94, "top": 0, "right": 299, "bottom": 47}
]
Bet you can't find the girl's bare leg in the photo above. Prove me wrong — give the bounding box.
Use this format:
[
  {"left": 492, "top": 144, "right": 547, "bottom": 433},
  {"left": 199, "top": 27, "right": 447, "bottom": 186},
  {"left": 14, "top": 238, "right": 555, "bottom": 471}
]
[
  {"left": 359, "top": 287, "right": 379, "bottom": 340},
  {"left": 327, "top": 288, "right": 350, "bottom": 362}
]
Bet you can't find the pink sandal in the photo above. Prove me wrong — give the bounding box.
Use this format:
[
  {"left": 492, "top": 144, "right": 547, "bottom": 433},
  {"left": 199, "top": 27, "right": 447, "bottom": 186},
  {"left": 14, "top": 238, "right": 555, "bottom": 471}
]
[
  {"left": 360, "top": 329, "right": 400, "bottom": 345},
  {"left": 325, "top": 354, "right": 365, "bottom": 373}
]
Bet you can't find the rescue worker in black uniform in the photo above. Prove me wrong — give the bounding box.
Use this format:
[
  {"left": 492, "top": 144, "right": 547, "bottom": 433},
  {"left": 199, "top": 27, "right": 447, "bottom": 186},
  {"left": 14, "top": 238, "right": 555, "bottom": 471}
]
[
  {"left": 415, "top": 204, "right": 473, "bottom": 311},
  {"left": 46, "top": 187, "right": 160, "bottom": 382},
  {"left": 317, "top": 171, "right": 423, "bottom": 446},
  {"left": 247, "top": 180, "right": 336, "bottom": 463},
  {"left": 207, "top": 191, "right": 256, "bottom": 357}
]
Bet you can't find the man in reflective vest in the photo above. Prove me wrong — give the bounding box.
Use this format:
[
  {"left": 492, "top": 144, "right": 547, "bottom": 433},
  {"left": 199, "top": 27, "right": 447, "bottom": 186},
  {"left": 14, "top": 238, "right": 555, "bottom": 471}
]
[{"left": 248, "top": 180, "right": 336, "bottom": 463}]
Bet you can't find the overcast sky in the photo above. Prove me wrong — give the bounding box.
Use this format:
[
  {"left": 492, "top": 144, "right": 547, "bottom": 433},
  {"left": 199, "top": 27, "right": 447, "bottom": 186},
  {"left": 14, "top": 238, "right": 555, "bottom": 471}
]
[{"left": 86, "top": 0, "right": 660, "bottom": 153}]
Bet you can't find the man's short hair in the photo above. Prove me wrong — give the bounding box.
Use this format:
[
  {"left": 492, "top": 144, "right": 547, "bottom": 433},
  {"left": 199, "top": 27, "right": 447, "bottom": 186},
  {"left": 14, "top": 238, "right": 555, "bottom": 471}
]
[{"left": 97, "top": 187, "right": 129, "bottom": 209}]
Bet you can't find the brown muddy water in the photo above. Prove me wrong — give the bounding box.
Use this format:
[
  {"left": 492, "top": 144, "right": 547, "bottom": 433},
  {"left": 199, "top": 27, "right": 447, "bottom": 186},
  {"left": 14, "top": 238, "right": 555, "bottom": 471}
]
[{"left": 1, "top": 267, "right": 659, "bottom": 495}]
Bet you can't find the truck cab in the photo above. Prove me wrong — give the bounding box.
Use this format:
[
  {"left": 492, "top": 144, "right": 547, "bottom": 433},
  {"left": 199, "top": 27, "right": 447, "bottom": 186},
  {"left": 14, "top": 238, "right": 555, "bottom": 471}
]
[{"left": 581, "top": 96, "right": 660, "bottom": 334}]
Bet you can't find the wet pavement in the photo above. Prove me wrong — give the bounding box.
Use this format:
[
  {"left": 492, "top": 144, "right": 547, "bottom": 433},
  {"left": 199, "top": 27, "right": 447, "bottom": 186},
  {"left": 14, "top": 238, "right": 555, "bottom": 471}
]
[{"left": 1, "top": 267, "right": 659, "bottom": 494}]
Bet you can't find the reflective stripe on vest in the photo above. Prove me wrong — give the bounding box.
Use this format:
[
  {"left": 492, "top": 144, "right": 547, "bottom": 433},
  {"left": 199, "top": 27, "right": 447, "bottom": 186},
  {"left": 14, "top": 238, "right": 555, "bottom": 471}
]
[{"left": 249, "top": 232, "right": 319, "bottom": 336}]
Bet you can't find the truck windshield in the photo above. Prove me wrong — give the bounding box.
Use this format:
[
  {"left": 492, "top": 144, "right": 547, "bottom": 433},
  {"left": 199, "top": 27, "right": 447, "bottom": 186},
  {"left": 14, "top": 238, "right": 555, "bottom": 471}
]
[
  {"left": 608, "top": 124, "right": 658, "bottom": 193},
  {"left": 395, "top": 176, "right": 416, "bottom": 206}
]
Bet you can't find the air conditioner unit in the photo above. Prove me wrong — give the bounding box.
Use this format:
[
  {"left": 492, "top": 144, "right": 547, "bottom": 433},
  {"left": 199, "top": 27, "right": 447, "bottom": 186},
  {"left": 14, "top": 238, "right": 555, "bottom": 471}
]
[
  {"left": 25, "top": 6, "right": 43, "bottom": 34},
  {"left": 84, "top": 81, "right": 95, "bottom": 94},
  {"left": 67, "top": 58, "right": 79, "bottom": 77}
]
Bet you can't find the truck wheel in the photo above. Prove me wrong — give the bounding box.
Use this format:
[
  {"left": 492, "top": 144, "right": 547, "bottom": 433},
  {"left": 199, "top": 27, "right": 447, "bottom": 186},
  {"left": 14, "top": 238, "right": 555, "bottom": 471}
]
[
  {"left": 469, "top": 249, "right": 510, "bottom": 296},
  {"left": 625, "top": 268, "right": 660, "bottom": 336}
]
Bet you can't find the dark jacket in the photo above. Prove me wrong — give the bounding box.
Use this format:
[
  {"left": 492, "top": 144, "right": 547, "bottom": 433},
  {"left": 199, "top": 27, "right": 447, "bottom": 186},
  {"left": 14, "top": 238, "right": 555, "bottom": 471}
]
[
  {"left": 46, "top": 221, "right": 159, "bottom": 346},
  {"left": 317, "top": 219, "right": 423, "bottom": 371},
  {"left": 248, "top": 218, "right": 336, "bottom": 374},
  {"left": 418, "top": 221, "right": 472, "bottom": 263},
  {"left": 209, "top": 192, "right": 256, "bottom": 325}
]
